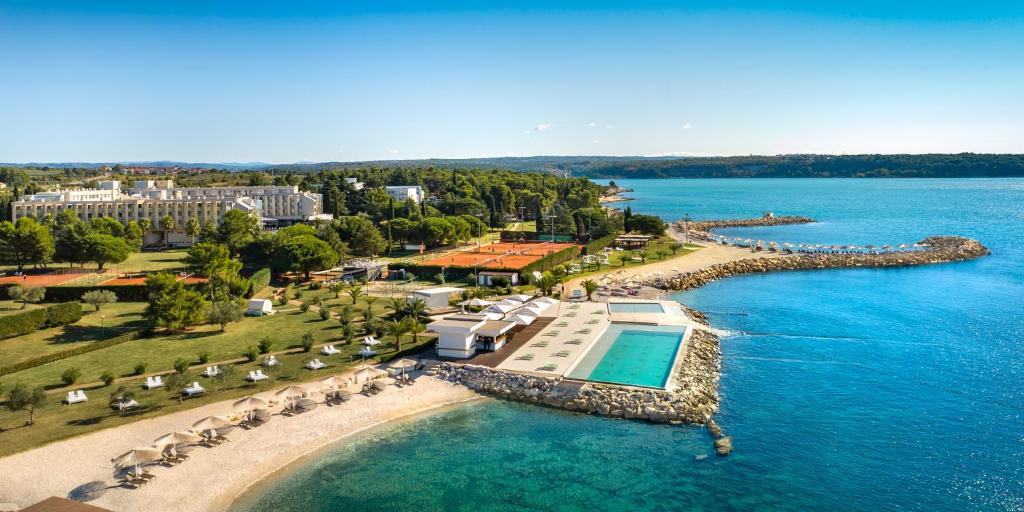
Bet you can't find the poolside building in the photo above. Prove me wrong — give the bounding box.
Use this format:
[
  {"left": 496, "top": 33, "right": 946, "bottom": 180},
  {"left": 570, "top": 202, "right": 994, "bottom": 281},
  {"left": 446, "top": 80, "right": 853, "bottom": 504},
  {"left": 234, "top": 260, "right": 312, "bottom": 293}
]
[
  {"left": 427, "top": 314, "right": 516, "bottom": 358},
  {"left": 407, "top": 286, "right": 463, "bottom": 308}
]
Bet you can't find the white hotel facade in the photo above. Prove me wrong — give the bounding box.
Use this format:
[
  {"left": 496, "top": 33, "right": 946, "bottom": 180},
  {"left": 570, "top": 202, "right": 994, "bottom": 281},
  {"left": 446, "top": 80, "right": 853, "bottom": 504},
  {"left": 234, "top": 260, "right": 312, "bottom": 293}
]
[{"left": 12, "top": 180, "right": 325, "bottom": 246}]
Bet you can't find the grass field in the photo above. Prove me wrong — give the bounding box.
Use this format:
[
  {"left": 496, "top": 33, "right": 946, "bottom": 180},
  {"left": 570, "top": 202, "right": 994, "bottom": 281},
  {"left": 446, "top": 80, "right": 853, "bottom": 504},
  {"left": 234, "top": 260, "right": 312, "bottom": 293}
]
[
  {"left": 0, "top": 295, "right": 434, "bottom": 455},
  {"left": 0, "top": 302, "right": 147, "bottom": 368},
  {"left": 0, "top": 301, "right": 43, "bottom": 317}
]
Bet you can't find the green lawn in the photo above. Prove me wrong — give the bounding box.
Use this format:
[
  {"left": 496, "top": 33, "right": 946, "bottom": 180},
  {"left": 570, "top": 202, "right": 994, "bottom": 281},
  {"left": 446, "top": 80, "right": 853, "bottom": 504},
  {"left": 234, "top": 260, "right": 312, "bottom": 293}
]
[
  {"left": 0, "top": 301, "right": 43, "bottom": 317},
  {"left": 0, "top": 302, "right": 147, "bottom": 368},
  {"left": 2, "top": 249, "right": 190, "bottom": 278},
  {"left": 0, "top": 297, "right": 433, "bottom": 455}
]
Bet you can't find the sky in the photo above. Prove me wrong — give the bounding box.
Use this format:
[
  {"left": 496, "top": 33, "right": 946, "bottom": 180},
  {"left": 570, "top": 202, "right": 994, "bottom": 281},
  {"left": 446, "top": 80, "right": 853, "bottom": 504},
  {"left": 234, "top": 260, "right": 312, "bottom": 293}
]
[{"left": 1, "top": 1, "right": 1023, "bottom": 163}]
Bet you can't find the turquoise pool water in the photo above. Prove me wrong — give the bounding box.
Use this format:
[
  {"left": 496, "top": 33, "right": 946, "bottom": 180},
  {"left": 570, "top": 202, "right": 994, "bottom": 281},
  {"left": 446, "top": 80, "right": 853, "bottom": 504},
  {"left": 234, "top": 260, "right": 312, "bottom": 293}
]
[
  {"left": 607, "top": 302, "right": 666, "bottom": 314},
  {"left": 568, "top": 324, "right": 686, "bottom": 388}
]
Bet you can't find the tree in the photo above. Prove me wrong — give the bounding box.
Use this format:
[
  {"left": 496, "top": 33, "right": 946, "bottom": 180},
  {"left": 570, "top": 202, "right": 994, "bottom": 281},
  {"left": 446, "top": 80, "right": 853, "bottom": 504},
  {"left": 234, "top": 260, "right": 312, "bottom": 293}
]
[
  {"left": 53, "top": 210, "right": 90, "bottom": 266},
  {"left": 669, "top": 242, "right": 683, "bottom": 254},
  {"left": 82, "top": 289, "right": 118, "bottom": 311},
  {"left": 217, "top": 209, "right": 260, "bottom": 256},
  {"left": 185, "top": 242, "right": 233, "bottom": 277},
  {"left": 416, "top": 217, "right": 454, "bottom": 248},
  {"left": 145, "top": 272, "right": 209, "bottom": 331},
  {"left": 406, "top": 298, "right": 431, "bottom": 322},
  {"left": 301, "top": 331, "right": 315, "bottom": 352},
  {"left": 61, "top": 367, "right": 81, "bottom": 385},
  {"left": 109, "top": 386, "right": 136, "bottom": 416},
  {"left": 537, "top": 272, "right": 559, "bottom": 296},
  {"left": 84, "top": 233, "right": 131, "bottom": 270},
  {"left": 18, "top": 286, "right": 44, "bottom": 309},
  {"left": 329, "top": 216, "right": 386, "bottom": 256},
  {"left": 209, "top": 301, "right": 244, "bottom": 331},
  {"left": 211, "top": 364, "right": 235, "bottom": 391},
  {"left": 408, "top": 319, "right": 426, "bottom": 343},
  {"left": 629, "top": 214, "right": 666, "bottom": 236},
  {"left": 386, "top": 318, "right": 410, "bottom": 352},
  {"left": 159, "top": 215, "right": 175, "bottom": 247},
  {"left": 185, "top": 217, "right": 201, "bottom": 245},
  {"left": 345, "top": 285, "right": 364, "bottom": 305},
  {"left": 272, "top": 235, "right": 339, "bottom": 281},
  {"left": 328, "top": 282, "right": 346, "bottom": 299},
  {"left": 385, "top": 297, "right": 406, "bottom": 318},
  {"left": 138, "top": 217, "right": 152, "bottom": 245},
  {"left": 124, "top": 220, "right": 144, "bottom": 249},
  {"left": 0, "top": 217, "right": 55, "bottom": 271},
  {"left": 582, "top": 279, "right": 598, "bottom": 301},
  {"left": 5, "top": 383, "right": 47, "bottom": 425}
]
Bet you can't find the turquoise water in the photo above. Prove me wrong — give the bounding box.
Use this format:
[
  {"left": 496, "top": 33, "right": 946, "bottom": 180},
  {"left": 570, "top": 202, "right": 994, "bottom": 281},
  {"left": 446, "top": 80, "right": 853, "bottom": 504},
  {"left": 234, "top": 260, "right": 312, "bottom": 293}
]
[
  {"left": 606, "top": 302, "right": 666, "bottom": 314},
  {"left": 568, "top": 324, "right": 685, "bottom": 388},
  {"left": 233, "top": 179, "right": 1024, "bottom": 512}
]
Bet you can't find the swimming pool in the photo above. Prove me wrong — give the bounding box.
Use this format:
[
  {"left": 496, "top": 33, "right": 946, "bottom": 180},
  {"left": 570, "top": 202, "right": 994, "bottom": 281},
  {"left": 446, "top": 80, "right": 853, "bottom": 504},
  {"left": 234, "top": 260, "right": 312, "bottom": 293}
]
[
  {"left": 607, "top": 302, "right": 667, "bottom": 314},
  {"left": 567, "top": 324, "right": 686, "bottom": 388}
]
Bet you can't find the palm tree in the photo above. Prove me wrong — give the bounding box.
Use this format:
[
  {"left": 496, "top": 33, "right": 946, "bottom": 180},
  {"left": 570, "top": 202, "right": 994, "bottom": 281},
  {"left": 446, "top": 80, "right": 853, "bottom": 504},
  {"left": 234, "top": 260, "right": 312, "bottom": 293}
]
[
  {"left": 408, "top": 319, "right": 426, "bottom": 343},
  {"left": 139, "top": 217, "right": 152, "bottom": 247},
  {"left": 582, "top": 279, "right": 598, "bottom": 301},
  {"left": 385, "top": 297, "right": 406, "bottom": 318},
  {"left": 406, "top": 298, "right": 431, "bottom": 322},
  {"left": 185, "top": 217, "right": 201, "bottom": 245},
  {"left": 345, "top": 285, "right": 364, "bottom": 305},
  {"left": 386, "top": 318, "right": 411, "bottom": 352},
  {"left": 160, "top": 215, "right": 175, "bottom": 248},
  {"left": 364, "top": 296, "right": 378, "bottom": 309},
  {"left": 329, "top": 282, "right": 346, "bottom": 299}
]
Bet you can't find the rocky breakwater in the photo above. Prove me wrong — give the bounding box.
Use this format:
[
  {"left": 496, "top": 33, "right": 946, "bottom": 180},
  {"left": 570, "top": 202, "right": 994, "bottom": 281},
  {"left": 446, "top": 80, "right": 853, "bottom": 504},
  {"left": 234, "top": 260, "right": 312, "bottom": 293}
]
[
  {"left": 667, "top": 236, "right": 990, "bottom": 290},
  {"left": 435, "top": 328, "right": 722, "bottom": 426},
  {"left": 679, "top": 215, "right": 815, "bottom": 242}
]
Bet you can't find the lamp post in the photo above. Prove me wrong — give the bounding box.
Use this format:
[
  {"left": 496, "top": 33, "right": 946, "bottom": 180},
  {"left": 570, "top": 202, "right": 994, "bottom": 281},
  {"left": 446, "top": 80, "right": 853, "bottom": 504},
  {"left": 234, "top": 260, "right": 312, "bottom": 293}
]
[
  {"left": 101, "top": 315, "right": 106, "bottom": 339},
  {"left": 683, "top": 214, "right": 691, "bottom": 244}
]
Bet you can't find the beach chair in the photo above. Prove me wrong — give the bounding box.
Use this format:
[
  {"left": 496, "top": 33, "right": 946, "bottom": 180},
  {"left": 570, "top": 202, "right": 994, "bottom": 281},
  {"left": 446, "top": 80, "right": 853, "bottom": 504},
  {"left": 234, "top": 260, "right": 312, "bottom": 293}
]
[
  {"left": 183, "top": 382, "right": 205, "bottom": 397},
  {"left": 305, "top": 359, "right": 326, "bottom": 370},
  {"left": 536, "top": 364, "right": 557, "bottom": 371},
  {"left": 586, "top": 319, "right": 599, "bottom": 325},
  {"left": 515, "top": 353, "right": 535, "bottom": 360},
  {"left": 113, "top": 398, "right": 139, "bottom": 412},
  {"left": 263, "top": 355, "right": 279, "bottom": 367},
  {"left": 320, "top": 344, "right": 340, "bottom": 356},
  {"left": 553, "top": 350, "right": 570, "bottom": 357},
  {"left": 65, "top": 390, "right": 87, "bottom": 404},
  {"left": 565, "top": 338, "right": 583, "bottom": 345},
  {"left": 529, "top": 341, "right": 548, "bottom": 348},
  {"left": 144, "top": 375, "right": 164, "bottom": 389},
  {"left": 201, "top": 366, "right": 220, "bottom": 377},
  {"left": 246, "top": 370, "right": 267, "bottom": 382}
]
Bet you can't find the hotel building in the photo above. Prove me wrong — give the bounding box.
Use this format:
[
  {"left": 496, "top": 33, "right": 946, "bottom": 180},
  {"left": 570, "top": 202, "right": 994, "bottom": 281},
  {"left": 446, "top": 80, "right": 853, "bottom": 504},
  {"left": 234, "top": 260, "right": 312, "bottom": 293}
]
[{"left": 11, "top": 180, "right": 325, "bottom": 246}]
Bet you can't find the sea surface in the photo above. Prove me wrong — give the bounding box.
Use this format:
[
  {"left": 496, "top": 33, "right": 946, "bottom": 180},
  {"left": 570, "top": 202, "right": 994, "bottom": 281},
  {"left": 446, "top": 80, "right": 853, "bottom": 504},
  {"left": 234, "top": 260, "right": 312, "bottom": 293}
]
[{"left": 232, "top": 179, "right": 1024, "bottom": 512}]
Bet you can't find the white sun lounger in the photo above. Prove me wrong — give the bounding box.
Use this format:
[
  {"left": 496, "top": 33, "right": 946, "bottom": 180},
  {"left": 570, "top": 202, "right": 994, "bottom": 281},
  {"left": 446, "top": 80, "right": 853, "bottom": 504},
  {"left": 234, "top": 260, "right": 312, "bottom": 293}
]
[
  {"left": 183, "top": 382, "right": 205, "bottom": 397},
  {"left": 320, "top": 344, "right": 340, "bottom": 355},
  {"left": 65, "top": 390, "right": 87, "bottom": 404},
  {"left": 262, "top": 356, "right": 279, "bottom": 367},
  {"left": 305, "top": 359, "right": 326, "bottom": 370},
  {"left": 201, "top": 366, "right": 221, "bottom": 377},
  {"left": 114, "top": 399, "right": 139, "bottom": 412},
  {"left": 144, "top": 376, "right": 164, "bottom": 389},
  {"left": 247, "top": 370, "right": 269, "bottom": 382}
]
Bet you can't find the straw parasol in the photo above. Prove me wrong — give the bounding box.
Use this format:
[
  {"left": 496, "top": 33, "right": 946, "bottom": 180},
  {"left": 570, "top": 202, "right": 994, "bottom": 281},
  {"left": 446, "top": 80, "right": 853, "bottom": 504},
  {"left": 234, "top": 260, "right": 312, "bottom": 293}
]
[
  {"left": 274, "top": 385, "right": 312, "bottom": 401},
  {"left": 153, "top": 431, "right": 202, "bottom": 457},
  {"left": 387, "top": 358, "right": 418, "bottom": 371},
  {"left": 191, "top": 416, "right": 234, "bottom": 437},
  {"left": 318, "top": 375, "right": 348, "bottom": 390},
  {"left": 112, "top": 446, "right": 163, "bottom": 475},
  {"left": 353, "top": 366, "right": 386, "bottom": 384},
  {"left": 233, "top": 396, "right": 269, "bottom": 411}
]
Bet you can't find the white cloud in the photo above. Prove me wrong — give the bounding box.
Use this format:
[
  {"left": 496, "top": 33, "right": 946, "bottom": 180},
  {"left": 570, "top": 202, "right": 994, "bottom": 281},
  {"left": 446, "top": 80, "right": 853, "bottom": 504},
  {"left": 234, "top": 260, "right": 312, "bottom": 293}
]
[
  {"left": 587, "top": 122, "right": 598, "bottom": 127},
  {"left": 536, "top": 123, "right": 552, "bottom": 131},
  {"left": 592, "top": 139, "right": 600, "bottom": 143},
  {"left": 682, "top": 123, "right": 692, "bottom": 130}
]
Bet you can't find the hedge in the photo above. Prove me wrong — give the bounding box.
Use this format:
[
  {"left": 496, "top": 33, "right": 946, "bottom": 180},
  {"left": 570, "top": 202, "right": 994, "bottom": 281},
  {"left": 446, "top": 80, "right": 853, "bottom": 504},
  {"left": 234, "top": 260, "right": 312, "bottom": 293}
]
[
  {"left": 387, "top": 263, "right": 480, "bottom": 283},
  {"left": 248, "top": 268, "right": 272, "bottom": 298},
  {"left": 0, "top": 302, "right": 84, "bottom": 340},
  {"left": 583, "top": 233, "right": 619, "bottom": 255},
  {"left": 519, "top": 245, "right": 583, "bottom": 276},
  {"left": 0, "top": 329, "right": 143, "bottom": 376}
]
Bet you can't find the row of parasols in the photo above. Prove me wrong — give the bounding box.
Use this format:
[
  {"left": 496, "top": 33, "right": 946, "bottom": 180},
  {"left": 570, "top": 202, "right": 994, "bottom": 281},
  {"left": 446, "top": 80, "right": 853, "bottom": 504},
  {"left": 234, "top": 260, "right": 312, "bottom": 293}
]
[
  {"left": 712, "top": 235, "right": 930, "bottom": 254},
  {"left": 110, "top": 361, "right": 419, "bottom": 480}
]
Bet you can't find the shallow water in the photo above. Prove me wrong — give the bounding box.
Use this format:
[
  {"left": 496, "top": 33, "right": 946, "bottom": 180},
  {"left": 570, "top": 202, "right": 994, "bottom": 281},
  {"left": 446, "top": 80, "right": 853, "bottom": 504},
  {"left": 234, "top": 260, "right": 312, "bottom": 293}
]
[{"left": 233, "top": 179, "right": 1024, "bottom": 512}]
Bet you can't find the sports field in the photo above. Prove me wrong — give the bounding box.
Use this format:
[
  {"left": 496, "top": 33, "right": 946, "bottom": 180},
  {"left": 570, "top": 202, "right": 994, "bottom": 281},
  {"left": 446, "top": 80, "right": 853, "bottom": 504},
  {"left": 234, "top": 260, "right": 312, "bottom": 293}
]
[
  {"left": 0, "top": 269, "right": 91, "bottom": 287},
  {"left": 419, "top": 241, "right": 578, "bottom": 269}
]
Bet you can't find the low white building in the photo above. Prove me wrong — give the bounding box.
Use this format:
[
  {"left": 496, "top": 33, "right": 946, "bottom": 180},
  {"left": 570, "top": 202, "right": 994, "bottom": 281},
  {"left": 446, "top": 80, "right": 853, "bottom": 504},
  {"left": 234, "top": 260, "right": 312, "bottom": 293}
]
[
  {"left": 245, "top": 299, "right": 274, "bottom": 316},
  {"left": 385, "top": 185, "right": 424, "bottom": 203},
  {"left": 478, "top": 271, "right": 519, "bottom": 287},
  {"left": 407, "top": 286, "right": 463, "bottom": 308},
  {"left": 427, "top": 314, "right": 515, "bottom": 358}
]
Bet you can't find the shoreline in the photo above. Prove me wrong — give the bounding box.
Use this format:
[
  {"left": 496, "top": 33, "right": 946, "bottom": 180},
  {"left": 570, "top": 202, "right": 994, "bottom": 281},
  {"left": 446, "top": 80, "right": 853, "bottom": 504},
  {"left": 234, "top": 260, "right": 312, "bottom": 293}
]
[
  {"left": 219, "top": 394, "right": 487, "bottom": 512},
  {"left": 0, "top": 376, "right": 481, "bottom": 512}
]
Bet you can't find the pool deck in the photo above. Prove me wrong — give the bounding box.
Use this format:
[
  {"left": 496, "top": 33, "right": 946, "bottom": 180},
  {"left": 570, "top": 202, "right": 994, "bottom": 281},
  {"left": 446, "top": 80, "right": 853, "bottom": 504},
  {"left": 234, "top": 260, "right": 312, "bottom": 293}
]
[{"left": 496, "top": 299, "right": 693, "bottom": 386}]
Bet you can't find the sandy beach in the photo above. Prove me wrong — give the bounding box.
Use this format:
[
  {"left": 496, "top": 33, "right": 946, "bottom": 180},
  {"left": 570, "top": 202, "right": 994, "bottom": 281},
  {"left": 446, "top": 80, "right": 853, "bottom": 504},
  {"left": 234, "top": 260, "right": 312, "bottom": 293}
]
[
  {"left": 0, "top": 376, "right": 480, "bottom": 512},
  {"left": 563, "top": 227, "right": 787, "bottom": 296}
]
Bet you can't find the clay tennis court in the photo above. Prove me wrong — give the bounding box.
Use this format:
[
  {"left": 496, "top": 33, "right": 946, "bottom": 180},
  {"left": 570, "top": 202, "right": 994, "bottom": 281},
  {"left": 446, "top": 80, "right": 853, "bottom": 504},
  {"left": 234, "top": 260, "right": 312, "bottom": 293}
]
[
  {"left": 420, "top": 241, "right": 579, "bottom": 269},
  {"left": 100, "top": 275, "right": 207, "bottom": 285},
  {"left": 0, "top": 270, "right": 92, "bottom": 286}
]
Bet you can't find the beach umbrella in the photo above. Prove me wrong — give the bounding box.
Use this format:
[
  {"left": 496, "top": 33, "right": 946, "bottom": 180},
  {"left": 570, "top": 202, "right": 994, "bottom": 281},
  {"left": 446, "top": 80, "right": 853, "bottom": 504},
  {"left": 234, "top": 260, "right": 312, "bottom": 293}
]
[
  {"left": 153, "top": 431, "right": 202, "bottom": 457},
  {"left": 318, "top": 375, "right": 348, "bottom": 390},
  {"left": 353, "top": 366, "right": 386, "bottom": 383},
  {"left": 191, "top": 416, "right": 234, "bottom": 437},
  {"left": 274, "top": 385, "right": 312, "bottom": 401},
  {"left": 112, "top": 446, "right": 163, "bottom": 475},
  {"left": 232, "top": 395, "right": 270, "bottom": 421},
  {"left": 387, "top": 358, "right": 418, "bottom": 371},
  {"left": 358, "top": 347, "right": 378, "bottom": 359}
]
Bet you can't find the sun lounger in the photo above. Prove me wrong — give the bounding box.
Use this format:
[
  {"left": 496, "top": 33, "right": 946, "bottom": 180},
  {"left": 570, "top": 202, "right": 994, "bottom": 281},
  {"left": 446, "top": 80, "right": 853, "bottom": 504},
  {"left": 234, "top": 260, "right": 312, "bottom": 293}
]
[
  {"left": 246, "top": 369, "right": 269, "bottom": 382},
  {"left": 262, "top": 355, "right": 279, "bottom": 367},
  {"left": 112, "top": 398, "right": 139, "bottom": 412},
  {"left": 144, "top": 375, "right": 164, "bottom": 389},
  {"left": 201, "top": 366, "right": 221, "bottom": 377},
  {"left": 566, "top": 338, "right": 582, "bottom": 345},
  {"left": 183, "top": 382, "right": 205, "bottom": 397},
  {"left": 515, "top": 353, "right": 535, "bottom": 360},
  {"left": 320, "top": 344, "right": 341, "bottom": 355},
  {"left": 305, "top": 359, "right": 326, "bottom": 370},
  {"left": 65, "top": 390, "right": 87, "bottom": 404},
  {"left": 553, "top": 350, "right": 570, "bottom": 357},
  {"left": 529, "top": 341, "right": 548, "bottom": 347},
  {"left": 536, "top": 364, "right": 557, "bottom": 371},
  {"left": 586, "top": 319, "right": 599, "bottom": 324}
]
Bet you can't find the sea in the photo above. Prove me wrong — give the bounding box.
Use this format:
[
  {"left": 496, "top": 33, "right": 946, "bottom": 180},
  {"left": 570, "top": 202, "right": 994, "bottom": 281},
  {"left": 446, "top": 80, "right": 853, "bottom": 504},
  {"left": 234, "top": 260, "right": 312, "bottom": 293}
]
[{"left": 232, "top": 178, "right": 1024, "bottom": 512}]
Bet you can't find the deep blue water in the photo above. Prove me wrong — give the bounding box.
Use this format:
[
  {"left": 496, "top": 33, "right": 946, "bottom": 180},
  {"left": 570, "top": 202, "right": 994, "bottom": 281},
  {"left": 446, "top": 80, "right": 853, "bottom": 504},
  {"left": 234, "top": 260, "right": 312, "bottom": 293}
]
[{"left": 234, "top": 179, "right": 1024, "bottom": 512}]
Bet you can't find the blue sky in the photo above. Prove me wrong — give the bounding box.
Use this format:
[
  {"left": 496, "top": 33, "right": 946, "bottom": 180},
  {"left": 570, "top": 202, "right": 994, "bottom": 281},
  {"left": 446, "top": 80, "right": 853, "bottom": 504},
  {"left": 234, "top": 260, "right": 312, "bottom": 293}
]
[{"left": 1, "top": 1, "right": 1022, "bottom": 163}]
